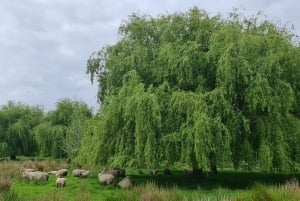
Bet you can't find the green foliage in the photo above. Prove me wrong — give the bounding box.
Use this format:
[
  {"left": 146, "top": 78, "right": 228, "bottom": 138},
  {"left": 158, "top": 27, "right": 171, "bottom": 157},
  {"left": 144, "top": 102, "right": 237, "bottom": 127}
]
[
  {"left": 0, "top": 142, "right": 8, "bottom": 158},
  {"left": 0, "top": 101, "right": 43, "bottom": 159},
  {"left": 83, "top": 7, "right": 300, "bottom": 171},
  {"left": 34, "top": 99, "right": 92, "bottom": 159},
  {"left": 33, "top": 123, "right": 66, "bottom": 158}
]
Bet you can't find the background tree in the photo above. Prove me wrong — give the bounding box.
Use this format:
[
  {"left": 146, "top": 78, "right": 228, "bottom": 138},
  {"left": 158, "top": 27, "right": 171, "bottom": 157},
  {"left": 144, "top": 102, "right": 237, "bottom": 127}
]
[
  {"left": 33, "top": 99, "right": 93, "bottom": 159},
  {"left": 0, "top": 101, "right": 43, "bottom": 160}
]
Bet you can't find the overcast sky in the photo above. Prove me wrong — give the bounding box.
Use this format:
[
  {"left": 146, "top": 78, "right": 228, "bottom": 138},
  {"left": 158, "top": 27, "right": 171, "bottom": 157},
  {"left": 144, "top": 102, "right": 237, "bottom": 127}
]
[{"left": 0, "top": 0, "right": 299, "bottom": 112}]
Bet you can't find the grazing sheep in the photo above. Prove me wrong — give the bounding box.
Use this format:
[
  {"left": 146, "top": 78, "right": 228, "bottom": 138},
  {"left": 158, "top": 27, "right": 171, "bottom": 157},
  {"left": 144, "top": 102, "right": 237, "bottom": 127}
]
[
  {"left": 164, "top": 168, "right": 171, "bottom": 176},
  {"left": 22, "top": 171, "right": 49, "bottom": 181},
  {"left": 72, "top": 169, "right": 84, "bottom": 177},
  {"left": 56, "top": 177, "right": 67, "bottom": 187},
  {"left": 48, "top": 171, "right": 58, "bottom": 175},
  {"left": 113, "top": 168, "right": 126, "bottom": 177},
  {"left": 98, "top": 173, "right": 115, "bottom": 185},
  {"left": 56, "top": 169, "right": 68, "bottom": 177},
  {"left": 72, "top": 169, "right": 89, "bottom": 178},
  {"left": 118, "top": 176, "right": 133, "bottom": 189},
  {"left": 80, "top": 171, "right": 90, "bottom": 178},
  {"left": 100, "top": 169, "right": 120, "bottom": 178},
  {"left": 35, "top": 172, "right": 49, "bottom": 181},
  {"left": 19, "top": 167, "right": 35, "bottom": 174},
  {"left": 22, "top": 172, "right": 33, "bottom": 180}
]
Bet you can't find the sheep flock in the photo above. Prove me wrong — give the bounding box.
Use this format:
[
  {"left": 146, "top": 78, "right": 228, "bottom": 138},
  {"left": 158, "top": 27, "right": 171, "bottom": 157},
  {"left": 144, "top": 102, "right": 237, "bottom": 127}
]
[{"left": 19, "top": 164, "right": 175, "bottom": 189}]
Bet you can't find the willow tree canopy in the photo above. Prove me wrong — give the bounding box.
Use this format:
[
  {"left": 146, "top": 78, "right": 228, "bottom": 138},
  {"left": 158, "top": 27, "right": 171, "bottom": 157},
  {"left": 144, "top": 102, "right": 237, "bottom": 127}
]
[{"left": 79, "top": 7, "right": 300, "bottom": 172}]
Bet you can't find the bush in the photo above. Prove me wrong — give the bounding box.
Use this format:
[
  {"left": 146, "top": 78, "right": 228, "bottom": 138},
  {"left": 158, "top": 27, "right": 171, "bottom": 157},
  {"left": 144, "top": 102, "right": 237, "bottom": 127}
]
[{"left": 0, "top": 177, "right": 12, "bottom": 192}]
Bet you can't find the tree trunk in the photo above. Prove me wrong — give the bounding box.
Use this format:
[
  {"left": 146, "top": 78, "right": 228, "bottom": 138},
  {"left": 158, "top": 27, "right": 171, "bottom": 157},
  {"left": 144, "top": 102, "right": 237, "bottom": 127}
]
[
  {"left": 190, "top": 152, "right": 203, "bottom": 176},
  {"left": 209, "top": 152, "right": 218, "bottom": 174}
]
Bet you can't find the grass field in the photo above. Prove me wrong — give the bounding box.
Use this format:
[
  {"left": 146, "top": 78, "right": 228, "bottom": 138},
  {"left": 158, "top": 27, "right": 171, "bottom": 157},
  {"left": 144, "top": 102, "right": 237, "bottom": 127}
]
[{"left": 1, "top": 159, "right": 300, "bottom": 201}]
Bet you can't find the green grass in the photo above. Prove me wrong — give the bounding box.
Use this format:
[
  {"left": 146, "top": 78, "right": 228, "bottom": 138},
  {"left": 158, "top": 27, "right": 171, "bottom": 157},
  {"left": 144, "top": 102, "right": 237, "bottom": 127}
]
[{"left": 2, "top": 159, "right": 300, "bottom": 200}]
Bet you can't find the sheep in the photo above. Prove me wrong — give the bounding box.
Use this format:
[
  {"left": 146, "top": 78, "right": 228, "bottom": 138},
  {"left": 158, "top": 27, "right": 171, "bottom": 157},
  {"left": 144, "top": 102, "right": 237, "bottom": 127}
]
[
  {"left": 48, "top": 171, "right": 58, "bottom": 175},
  {"left": 118, "top": 176, "right": 133, "bottom": 189},
  {"left": 19, "top": 167, "right": 35, "bottom": 174},
  {"left": 56, "top": 177, "right": 67, "bottom": 187},
  {"left": 72, "top": 169, "right": 84, "bottom": 177},
  {"left": 79, "top": 171, "right": 90, "bottom": 178},
  {"left": 100, "top": 169, "right": 120, "bottom": 178},
  {"left": 35, "top": 172, "right": 49, "bottom": 181},
  {"left": 72, "top": 169, "right": 89, "bottom": 178},
  {"left": 22, "top": 172, "right": 34, "bottom": 180},
  {"left": 113, "top": 168, "right": 126, "bottom": 177},
  {"left": 22, "top": 171, "right": 49, "bottom": 181},
  {"left": 98, "top": 173, "right": 115, "bottom": 185},
  {"left": 56, "top": 169, "right": 68, "bottom": 177}
]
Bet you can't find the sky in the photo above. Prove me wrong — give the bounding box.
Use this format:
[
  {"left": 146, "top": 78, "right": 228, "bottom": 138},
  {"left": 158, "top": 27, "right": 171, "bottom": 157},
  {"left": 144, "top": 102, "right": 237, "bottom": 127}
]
[{"left": 0, "top": 0, "right": 299, "bottom": 112}]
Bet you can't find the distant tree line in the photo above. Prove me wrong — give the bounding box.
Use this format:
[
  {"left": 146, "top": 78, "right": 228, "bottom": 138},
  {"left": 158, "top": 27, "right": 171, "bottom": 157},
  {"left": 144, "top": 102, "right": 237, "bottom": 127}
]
[{"left": 0, "top": 99, "right": 92, "bottom": 161}]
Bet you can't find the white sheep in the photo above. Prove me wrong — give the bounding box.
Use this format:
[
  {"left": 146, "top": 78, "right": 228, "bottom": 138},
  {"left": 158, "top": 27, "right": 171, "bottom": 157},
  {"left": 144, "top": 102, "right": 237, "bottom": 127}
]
[
  {"left": 98, "top": 173, "right": 115, "bottom": 185},
  {"left": 48, "top": 171, "right": 57, "bottom": 175},
  {"left": 72, "top": 169, "right": 84, "bottom": 177},
  {"left": 72, "top": 169, "right": 89, "bottom": 178},
  {"left": 79, "top": 171, "right": 90, "bottom": 178},
  {"left": 22, "top": 171, "right": 49, "bottom": 181},
  {"left": 19, "top": 167, "right": 35, "bottom": 174},
  {"left": 118, "top": 176, "right": 133, "bottom": 189},
  {"left": 56, "top": 177, "right": 67, "bottom": 187},
  {"left": 100, "top": 169, "right": 120, "bottom": 178},
  {"left": 56, "top": 169, "right": 68, "bottom": 177}
]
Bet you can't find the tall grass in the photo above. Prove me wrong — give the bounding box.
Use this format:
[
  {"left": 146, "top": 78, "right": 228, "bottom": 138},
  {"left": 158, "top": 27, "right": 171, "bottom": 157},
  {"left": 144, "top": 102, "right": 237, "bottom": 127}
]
[
  {"left": 0, "top": 161, "right": 19, "bottom": 192},
  {"left": 248, "top": 178, "right": 300, "bottom": 201},
  {"left": 76, "top": 184, "right": 91, "bottom": 201},
  {"left": 133, "top": 182, "right": 182, "bottom": 201},
  {"left": 0, "top": 161, "right": 19, "bottom": 178},
  {"left": 0, "top": 176, "right": 12, "bottom": 192},
  {"left": 0, "top": 190, "right": 20, "bottom": 201}
]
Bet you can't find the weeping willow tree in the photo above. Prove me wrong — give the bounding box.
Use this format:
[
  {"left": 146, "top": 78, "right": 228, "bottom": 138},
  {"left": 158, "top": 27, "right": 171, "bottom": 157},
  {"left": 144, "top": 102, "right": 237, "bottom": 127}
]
[
  {"left": 33, "top": 99, "right": 93, "bottom": 159},
  {"left": 80, "top": 7, "right": 300, "bottom": 171},
  {"left": 0, "top": 101, "right": 44, "bottom": 160},
  {"left": 33, "top": 123, "right": 67, "bottom": 158},
  {"left": 78, "top": 71, "right": 162, "bottom": 168},
  {"left": 211, "top": 13, "right": 299, "bottom": 171}
]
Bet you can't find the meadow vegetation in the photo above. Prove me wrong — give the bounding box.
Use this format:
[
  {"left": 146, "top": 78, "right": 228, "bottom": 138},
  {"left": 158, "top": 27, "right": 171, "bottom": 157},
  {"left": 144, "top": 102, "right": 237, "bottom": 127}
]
[{"left": 1, "top": 159, "right": 300, "bottom": 201}]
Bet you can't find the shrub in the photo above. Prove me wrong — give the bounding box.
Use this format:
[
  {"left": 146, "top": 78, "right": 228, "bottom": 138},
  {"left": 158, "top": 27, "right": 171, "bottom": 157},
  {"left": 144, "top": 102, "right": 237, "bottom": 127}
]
[{"left": 0, "top": 177, "right": 12, "bottom": 192}]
